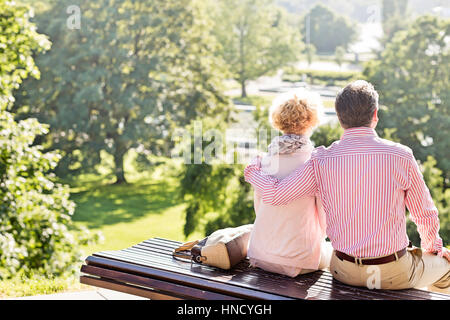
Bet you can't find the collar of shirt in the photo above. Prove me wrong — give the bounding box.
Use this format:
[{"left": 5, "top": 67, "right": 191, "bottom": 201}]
[{"left": 341, "top": 126, "right": 378, "bottom": 140}]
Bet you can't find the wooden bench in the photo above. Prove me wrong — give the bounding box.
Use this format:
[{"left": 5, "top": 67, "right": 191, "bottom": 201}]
[{"left": 80, "top": 237, "right": 450, "bottom": 300}]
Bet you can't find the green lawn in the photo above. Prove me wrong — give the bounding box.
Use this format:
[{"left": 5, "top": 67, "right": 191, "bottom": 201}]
[
  {"left": 232, "top": 94, "right": 275, "bottom": 108},
  {"left": 72, "top": 176, "right": 203, "bottom": 255},
  {"left": 1, "top": 154, "right": 203, "bottom": 298},
  {"left": 322, "top": 99, "right": 335, "bottom": 109},
  {"left": 70, "top": 154, "right": 203, "bottom": 255},
  {"left": 0, "top": 274, "right": 87, "bottom": 299}
]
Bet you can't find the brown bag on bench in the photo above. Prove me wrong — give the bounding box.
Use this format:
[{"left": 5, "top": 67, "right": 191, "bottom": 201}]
[{"left": 172, "top": 224, "right": 253, "bottom": 270}]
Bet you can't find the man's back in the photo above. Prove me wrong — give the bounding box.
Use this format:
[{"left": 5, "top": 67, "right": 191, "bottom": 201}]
[{"left": 313, "top": 127, "right": 423, "bottom": 257}]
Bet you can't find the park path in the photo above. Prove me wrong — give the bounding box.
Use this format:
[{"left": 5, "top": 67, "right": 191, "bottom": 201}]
[{"left": 4, "top": 288, "right": 147, "bottom": 300}]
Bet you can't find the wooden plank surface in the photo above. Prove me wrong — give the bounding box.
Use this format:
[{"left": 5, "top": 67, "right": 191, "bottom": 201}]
[
  {"left": 85, "top": 256, "right": 292, "bottom": 300},
  {"left": 81, "top": 265, "right": 240, "bottom": 300},
  {"left": 80, "top": 237, "right": 450, "bottom": 300}
]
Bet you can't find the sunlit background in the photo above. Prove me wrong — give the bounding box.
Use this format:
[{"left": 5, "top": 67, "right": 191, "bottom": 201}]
[{"left": 0, "top": 0, "right": 449, "bottom": 297}]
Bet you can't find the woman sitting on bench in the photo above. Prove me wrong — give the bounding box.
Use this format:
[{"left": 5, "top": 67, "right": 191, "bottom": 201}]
[{"left": 247, "top": 89, "right": 333, "bottom": 278}]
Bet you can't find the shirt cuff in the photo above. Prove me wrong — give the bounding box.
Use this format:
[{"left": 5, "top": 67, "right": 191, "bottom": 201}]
[
  {"left": 249, "top": 155, "right": 261, "bottom": 168},
  {"left": 435, "top": 238, "right": 444, "bottom": 257},
  {"left": 423, "top": 237, "right": 444, "bottom": 257},
  {"left": 244, "top": 157, "right": 261, "bottom": 179}
]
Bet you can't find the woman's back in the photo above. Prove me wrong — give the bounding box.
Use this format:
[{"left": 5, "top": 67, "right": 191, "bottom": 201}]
[{"left": 248, "top": 138, "right": 327, "bottom": 277}]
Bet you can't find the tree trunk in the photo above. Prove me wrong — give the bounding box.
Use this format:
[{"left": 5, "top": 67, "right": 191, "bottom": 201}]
[
  {"left": 241, "top": 80, "right": 247, "bottom": 98},
  {"left": 238, "top": 24, "right": 246, "bottom": 99},
  {"left": 113, "top": 146, "right": 127, "bottom": 185}
]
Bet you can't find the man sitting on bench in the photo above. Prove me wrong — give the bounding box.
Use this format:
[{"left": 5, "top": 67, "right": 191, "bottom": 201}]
[{"left": 244, "top": 80, "right": 449, "bottom": 292}]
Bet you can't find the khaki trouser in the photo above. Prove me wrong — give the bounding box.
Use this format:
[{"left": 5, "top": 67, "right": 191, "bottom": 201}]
[{"left": 330, "top": 246, "right": 450, "bottom": 293}]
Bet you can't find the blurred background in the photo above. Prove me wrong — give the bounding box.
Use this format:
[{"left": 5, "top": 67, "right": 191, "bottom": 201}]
[{"left": 0, "top": 0, "right": 448, "bottom": 297}]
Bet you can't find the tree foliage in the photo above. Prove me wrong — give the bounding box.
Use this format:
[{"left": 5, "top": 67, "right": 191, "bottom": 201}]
[
  {"left": 406, "top": 156, "right": 450, "bottom": 246},
  {"left": 310, "top": 122, "right": 344, "bottom": 147},
  {"left": 0, "top": 0, "right": 49, "bottom": 110},
  {"left": 0, "top": 0, "right": 99, "bottom": 279},
  {"left": 334, "top": 46, "right": 346, "bottom": 69},
  {"left": 364, "top": 15, "right": 449, "bottom": 244},
  {"left": 276, "top": 0, "right": 380, "bottom": 23},
  {"left": 16, "top": 0, "right": 230, "bottom": 184},
  {"left": 179, "top": 96, "right": 276, "bottom": 237},
  {"left": 305, "top": 44, "right": 316, "bottom": 66},
  {"left": 382, "top": 0, "right": 410, "bottom": 43},
  {"left": 180, "top": 161, "right": 251, "bottom": 237},
  {"left": 211, "top": 0, "right": 302, "bottom": 97},
  {"left": 301, "top": 4, "right": 357, "bottom": 53},
  {"left": 364, "top": 15, "right": 450, "bottom": 183}
]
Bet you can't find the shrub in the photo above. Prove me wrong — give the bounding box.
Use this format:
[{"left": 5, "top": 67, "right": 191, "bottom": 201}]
[
  {"left": 0, "top": 0, "right": 100, "bottom": 279},
  {"left": 0, "top": 112, "right": 101, "bottom": 279},
  {"left": 311, "top": 122, "right": 344, "bottom": 147},
  {"left": 406, "top": 156, "right": 450, "bottom": 247}
]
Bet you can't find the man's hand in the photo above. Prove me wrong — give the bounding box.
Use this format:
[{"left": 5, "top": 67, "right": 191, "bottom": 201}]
[
  {"left": 441, "top": 247, "right": 450, "bottom": 262},
  {"left": 249, "top": 155, "right": 262, "bottom": 168}
]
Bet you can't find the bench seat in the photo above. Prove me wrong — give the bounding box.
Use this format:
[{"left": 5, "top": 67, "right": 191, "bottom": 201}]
[{"left": 80, "top": 237, "right": 450, "bottom": 300}]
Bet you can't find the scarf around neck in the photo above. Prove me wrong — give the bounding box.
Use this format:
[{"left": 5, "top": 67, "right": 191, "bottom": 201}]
[{"left": 267, "top": 134, "right": 313, "bottom": 156}]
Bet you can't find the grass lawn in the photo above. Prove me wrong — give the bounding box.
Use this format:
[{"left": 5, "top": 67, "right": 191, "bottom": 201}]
[
  {"left": 0, "top": 274, "right": 89, "bottom": 299},
  {"left": 0, "top": 154, "right": 203, "bottom": 298},
  {"left": 322, "top": 99, "right": 335, "bottom": 109},
  {"left": 232, "top": 94, "right": 275, "bottom": 108},
  {"left": 71, "top": 153, "right": 204, "bottom": 253},
  {"left": 71, "top": 165, "right": 203, "bottom": 255}
]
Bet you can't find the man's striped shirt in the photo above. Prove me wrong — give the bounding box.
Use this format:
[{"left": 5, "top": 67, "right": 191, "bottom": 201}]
[{"left": 244, "top": 127, "right": 443, "bottom": 258}]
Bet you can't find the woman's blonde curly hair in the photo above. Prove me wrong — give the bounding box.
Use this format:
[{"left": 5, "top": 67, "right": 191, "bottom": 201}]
[{"left": 270, "top": 89, "right": 323, "bottom": 135}]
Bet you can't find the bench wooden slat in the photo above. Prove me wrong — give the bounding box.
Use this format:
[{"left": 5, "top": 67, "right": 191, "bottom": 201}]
[
  {"left": 80, "top": 238, "right": 450, "bottom": 300},
  {"left": 92, "top": 250, "right": 353, "bottom": 300},
  {"left": 84, "top": 255, "right": 293, "bottom": 300},
  {"left": 93, "top": 245, "right": 441, "bottom": 300},
  {"left": 138, "top": 242, "right": 178, "bottom": 252},
  {"left": 143, "top": 238, "right": 450, "bottom": 300},
  {"left": 104, "top": 248, "right": 398, "bottom": 300},
  {"left": 95, "top": 242, "right": 449, "bottom": 300},
  {"left": 128, "top": 245, "right": 178, "bottom": 256},
  {"left": 90, "top": 251, "right": 307, "bottom": 299},
  {"left": 81, "top": 265, "right": 240, "bottom": 300},
  {"left": 153, "top": 237, "right": 186, "bottom": 245}
]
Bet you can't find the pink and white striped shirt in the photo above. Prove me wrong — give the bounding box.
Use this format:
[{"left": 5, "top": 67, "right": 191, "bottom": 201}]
[{"left": 244, "top": 127, "right": 444, "bottom": 258}]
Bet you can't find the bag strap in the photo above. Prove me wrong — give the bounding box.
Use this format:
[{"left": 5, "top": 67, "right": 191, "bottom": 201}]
[
  {"left": 174, "top": 240, "right": 199, "bottom": 252},
  {"left": 172, "top": 240, "right": 199, "bottom": 262}
]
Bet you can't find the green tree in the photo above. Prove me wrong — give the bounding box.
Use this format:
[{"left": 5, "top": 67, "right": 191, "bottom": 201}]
[
  {"left": 0, "top": 0, "right": 99, "bottom": 279},
  {"left": 311, "top": 122, "right": 344, "bottom": 147},
  {"left": 364, "top": 15, "right": 450, "bottom": 184},
  {"left": 16, "top": 0, "right": 230, "bottom": 184},
  {"left": 334, "top": 46, "right": 346, "bottom": 69},
  {"left": 305, "top": 44, "right": 316, "bottom": 66},
  {"left": 301, "top": 4, "right": 357, "bottom": 53},
  {"left": 406, "top": 156, "right": 450, "bottom": 246},
  {"left": 382, "top": 0, "right": 410, "bottom": 43},
  {"left": 180, "top": 161, "right": 251, "bottom": 237},
  {"left": 179, "top": 95, "right": 276, "bottom": 237},
  {"left": 0, "top": 1, "right": 48, "bottom": 110},
  {"left": 212, "top": 0, "right": 302, "bottom": 97}
]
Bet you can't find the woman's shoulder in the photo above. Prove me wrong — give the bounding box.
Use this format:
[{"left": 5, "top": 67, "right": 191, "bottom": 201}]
[{"left": 261, "top": 152, "right": 312, "bottom": 177}]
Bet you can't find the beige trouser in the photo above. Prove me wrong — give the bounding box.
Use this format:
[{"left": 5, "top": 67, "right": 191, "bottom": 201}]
[{"left": 330, "top": 246, "right": 450, "bottom": 293}]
